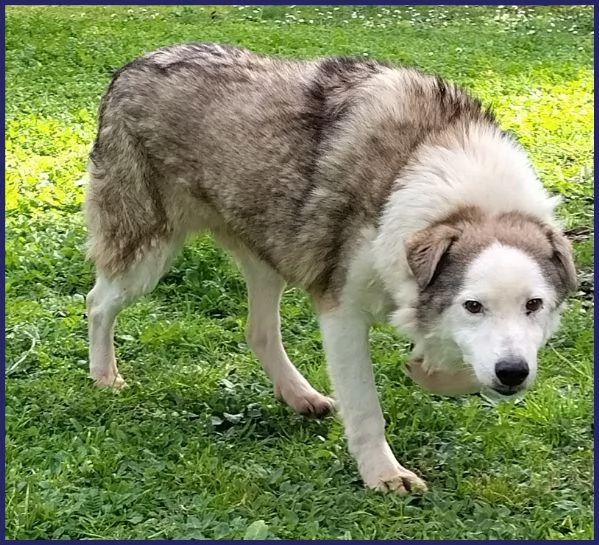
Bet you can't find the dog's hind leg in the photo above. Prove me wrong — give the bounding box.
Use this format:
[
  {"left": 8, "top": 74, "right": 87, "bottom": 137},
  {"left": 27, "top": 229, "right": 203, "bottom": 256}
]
[
  {"left": 220, "top": 238, "right": 335, "bottom": 417},
  {"left": 84, "top": 117, "right": 189, "bottom": 389},
  {"left": 86, "top": 238, "right": 183, "bottom": 389}
]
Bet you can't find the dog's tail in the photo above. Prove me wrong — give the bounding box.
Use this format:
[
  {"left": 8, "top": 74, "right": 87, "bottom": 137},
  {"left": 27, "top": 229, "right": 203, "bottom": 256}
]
[{"left": 84, "top": 106, "right": 172, "bottom": 276}]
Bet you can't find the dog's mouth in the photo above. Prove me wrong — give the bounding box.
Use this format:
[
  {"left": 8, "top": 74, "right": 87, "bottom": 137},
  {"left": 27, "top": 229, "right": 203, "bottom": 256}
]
[
  {"left": 490, "top": 385, "right": 523, "bottom": 396},
  {"left": 479, "top": 385, "right": 527, "bottom": 404}
]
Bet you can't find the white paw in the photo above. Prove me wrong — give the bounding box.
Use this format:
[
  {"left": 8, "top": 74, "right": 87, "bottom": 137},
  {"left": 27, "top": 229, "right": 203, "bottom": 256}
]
[
  {"left": 358, "top": 445, "right": 428, "bottom": 495},
  {"left": 364, "top": 465, "right": 428, "bottom": 495},
  {"left": 91, "top": 367, "right": 128, "bottom": 391},
  {"left": 275, "top": 383, "right": 336, "bottom": 417}
]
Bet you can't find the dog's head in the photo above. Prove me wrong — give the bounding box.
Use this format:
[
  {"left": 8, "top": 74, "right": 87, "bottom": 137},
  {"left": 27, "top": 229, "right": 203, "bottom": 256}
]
[{"left": 404, "top": 207, "right": 576, "bottom": 397}]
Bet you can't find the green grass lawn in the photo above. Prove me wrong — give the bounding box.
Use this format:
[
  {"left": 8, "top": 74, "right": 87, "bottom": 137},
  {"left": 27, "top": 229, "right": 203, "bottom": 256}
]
[{"left": 4, "top": 5, "right": 594, "bottom": 540}]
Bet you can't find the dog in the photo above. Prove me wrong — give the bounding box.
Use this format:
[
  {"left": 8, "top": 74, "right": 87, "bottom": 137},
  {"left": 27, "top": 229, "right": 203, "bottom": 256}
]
[{"left": 84, "top": 43, "right": 577, "bottom": 494}]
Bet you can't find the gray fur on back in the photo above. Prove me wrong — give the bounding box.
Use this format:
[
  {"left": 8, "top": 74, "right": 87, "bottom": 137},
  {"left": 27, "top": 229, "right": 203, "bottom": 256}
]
[{"left": 86, "top": 42, "right": 497, "bottom": 294}]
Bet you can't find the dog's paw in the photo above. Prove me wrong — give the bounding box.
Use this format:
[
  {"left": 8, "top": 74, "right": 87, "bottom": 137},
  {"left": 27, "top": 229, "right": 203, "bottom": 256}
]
[
  {"left": 275, "top": 384, "right": 336, "bottom": 418},
  {"left": 358, "top": 446, "right": 428, "bottom": 495},
  {"left": 92, "top": 371, "right": 128, "bottom": 391},
  {"left": 367, "top": 467, "right": 428, "bottom": 495}
]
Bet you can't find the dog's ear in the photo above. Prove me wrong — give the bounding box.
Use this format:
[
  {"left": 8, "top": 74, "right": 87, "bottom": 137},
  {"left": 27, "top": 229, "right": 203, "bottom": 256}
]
[
  {"left": 406, "top": 224, "right": 460, "bottom": 289},
  {"left": 544, "top": 226, "right": 577, "bottom": 294}
]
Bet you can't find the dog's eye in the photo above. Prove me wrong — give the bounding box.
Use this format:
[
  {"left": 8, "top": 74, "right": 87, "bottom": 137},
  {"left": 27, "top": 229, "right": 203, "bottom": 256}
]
[
  {"left": 526, "top": 298, "right": 543, "bottom": 313},
  {"left": 463, "top": 300, "right": 483, "bottom": 314}
]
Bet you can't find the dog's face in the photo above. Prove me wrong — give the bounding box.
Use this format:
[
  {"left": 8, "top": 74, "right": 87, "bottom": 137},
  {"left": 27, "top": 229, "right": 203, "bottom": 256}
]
[
  {"left": 438, "top": 243, "right": 563, "bottom": 395},
  {"left": 405, "top": 209, "right": 577, "bottom": 396}
]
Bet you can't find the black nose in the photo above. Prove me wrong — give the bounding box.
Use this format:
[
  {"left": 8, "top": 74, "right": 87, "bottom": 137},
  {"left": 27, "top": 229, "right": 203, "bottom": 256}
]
[{"left": 495, "top": 358, "right": 529, "bottom": 387}]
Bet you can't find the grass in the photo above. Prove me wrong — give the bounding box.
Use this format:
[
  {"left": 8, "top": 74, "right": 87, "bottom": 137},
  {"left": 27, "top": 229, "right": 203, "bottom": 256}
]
[{"left": 4, "top": 5, "right": 594, "bottom": 540}]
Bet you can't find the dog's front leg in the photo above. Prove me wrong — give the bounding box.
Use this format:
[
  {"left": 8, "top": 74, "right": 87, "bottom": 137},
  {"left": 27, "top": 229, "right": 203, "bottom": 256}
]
[{"left": 318, "top": 303, "right": 427, "bottom": 495}]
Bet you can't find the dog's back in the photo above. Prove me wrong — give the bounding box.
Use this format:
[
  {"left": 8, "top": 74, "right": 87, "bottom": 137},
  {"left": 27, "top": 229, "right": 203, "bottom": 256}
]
[{"left": 85, "top": 42, "right": 496, "bottom": 294}]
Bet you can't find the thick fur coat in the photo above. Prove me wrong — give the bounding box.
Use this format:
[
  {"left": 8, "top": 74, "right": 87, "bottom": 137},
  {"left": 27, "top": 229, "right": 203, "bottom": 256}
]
[{"left": 85, "top": 43, "right": 576, "bottom": 493}]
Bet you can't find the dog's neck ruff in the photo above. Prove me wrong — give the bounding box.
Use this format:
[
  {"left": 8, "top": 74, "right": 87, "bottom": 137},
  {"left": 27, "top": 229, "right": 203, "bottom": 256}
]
[{"left": 372, "top": 121, "right": 560, "bottom": 295}]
